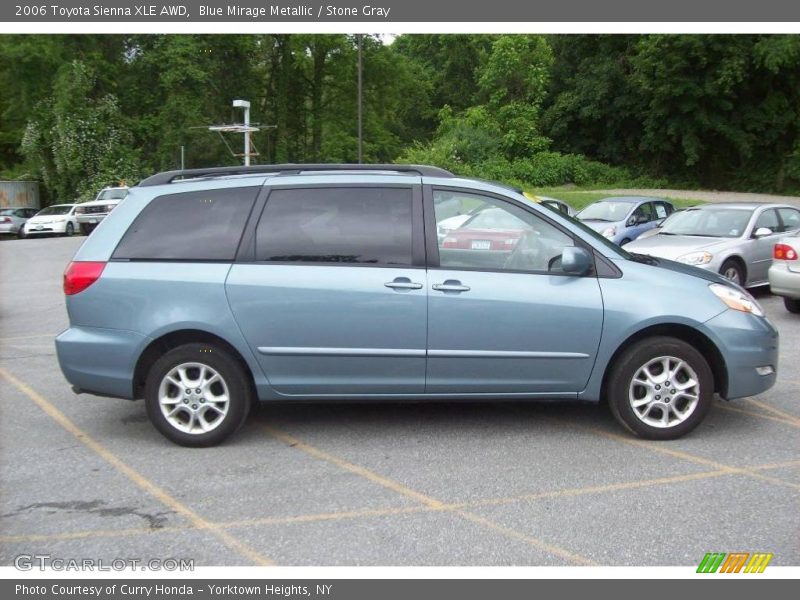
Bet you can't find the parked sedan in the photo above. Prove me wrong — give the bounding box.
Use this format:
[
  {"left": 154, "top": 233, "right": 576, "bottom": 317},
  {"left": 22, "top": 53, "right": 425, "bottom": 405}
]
[
  {"left": 441, "top": 206, "right": 530, "bottom": 251},
  {"left": 576, "top": 197, "right": 675, "bottom": 245},
  {"left": 0, "top": 207, "right": 39, "bottom": 238},
  {"left": 769, "top": 233, "right": 800, "bottom": 313},
  {"left": 626, "top": 203, "right": 800, "bottom": 287},
  {"left": 23, "top": 203, "right": 79, "bottom": 237}
]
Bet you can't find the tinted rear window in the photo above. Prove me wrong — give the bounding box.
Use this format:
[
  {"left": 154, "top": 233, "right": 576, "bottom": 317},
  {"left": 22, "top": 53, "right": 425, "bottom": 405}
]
[
  {"left": 255, "top": 187, "right": 413, "bottom": 265},
  {"left": 113, "top": 187, "right": 258, "bottom": 261}
]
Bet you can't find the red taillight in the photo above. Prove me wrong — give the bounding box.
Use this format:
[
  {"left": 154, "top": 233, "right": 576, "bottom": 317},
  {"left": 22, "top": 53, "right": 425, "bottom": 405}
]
[
  {"left": 63, "top": 261, "right": 106, "bottom": 295},
  {"left": 774, "top": 243, "right": 798, "bottom": 261}
]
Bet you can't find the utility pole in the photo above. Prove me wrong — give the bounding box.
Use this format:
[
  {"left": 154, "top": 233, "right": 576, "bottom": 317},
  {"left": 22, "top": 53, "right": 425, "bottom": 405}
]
[
  {"left": 232, "top": 99, "right": 252, "bottom": 166},
  {"left": 357, "top": 34, "right": 363, "bottom": 164}
]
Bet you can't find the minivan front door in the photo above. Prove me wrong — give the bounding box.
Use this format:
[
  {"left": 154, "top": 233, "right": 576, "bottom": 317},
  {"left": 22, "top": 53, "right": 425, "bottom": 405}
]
[
  {"left": 226, "top": 184, "right": 427, "bottom": 396},
  {"left": 427, "top": 188, "right": 604, "bottom": 394}
]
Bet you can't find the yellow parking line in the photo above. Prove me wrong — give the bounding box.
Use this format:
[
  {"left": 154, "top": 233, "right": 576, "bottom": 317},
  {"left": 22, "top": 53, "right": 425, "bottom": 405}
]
[
  {"left": 0, "top": 333, "right": 56, "bottom": 342},
  {"left": 744, "top": 397, "right": 800, "bottom": 425},
  {"left": 5, "top": 456, "right": 797, "bottom": 547},
  {"left": 717, "top": 403, "right": 800, "bottom": 429},
  {"left": 262, "top": 423, "right": 596, "bottom": 565},
  {"left": 0, "top": 367, "right": 275, "bottom": 566},
  {"left": 263, "top": 424, "right": 446, "bottom": 509},
  {"left": 568, "top": 422, "right": 800, "bottom": 491}
]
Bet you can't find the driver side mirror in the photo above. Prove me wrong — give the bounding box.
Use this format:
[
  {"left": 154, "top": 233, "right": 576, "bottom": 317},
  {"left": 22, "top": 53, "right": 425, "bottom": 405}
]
[
  {"left": 753, "top": 227, "right": 773, "bottom": 238},
  {"left": 561, "top": 247, "right": 593, "bottom": 276}
]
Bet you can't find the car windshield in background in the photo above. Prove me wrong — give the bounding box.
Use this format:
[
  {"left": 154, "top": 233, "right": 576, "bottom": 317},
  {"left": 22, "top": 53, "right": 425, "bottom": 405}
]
[
  {"left": 577, "top": 201, "right": 634, "bottom": 222},
  {"left": 97, "top": 189, "right": 128, "bottom": 201},
  {"left": 463, "top": 207, "right": 527, "bottom": 230},
  {"left": 660, "top": 208, "right": 752, "bottom": 238},
  {"left": 36, "top": 205, "right": 72, "bottom": 216}
]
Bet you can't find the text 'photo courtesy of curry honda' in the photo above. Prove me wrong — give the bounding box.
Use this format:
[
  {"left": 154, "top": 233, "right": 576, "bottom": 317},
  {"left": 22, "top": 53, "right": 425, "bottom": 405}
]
[{"left": 55, "top": 164, "right": 779, "bottom": 446}]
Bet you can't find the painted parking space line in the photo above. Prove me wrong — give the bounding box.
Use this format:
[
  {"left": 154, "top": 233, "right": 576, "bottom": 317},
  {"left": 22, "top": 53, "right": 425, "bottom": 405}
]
[
  {"left": 717, "top": 402, "right": 800, "bottom": 429},
  {"left": 745, "top": 397, "right": 800, "bottom": 425},
  {"left": 0, "top": 367, "right": 275, "bottom": 566},
  {"left": 0, "top": 333, "right": 57, "bottom": 343},
  {"left": 6, "top": 457, "right": 798, "bottom": 547},
  {"left": 262, "top": 423, "right": 597, "bottom": 566}
]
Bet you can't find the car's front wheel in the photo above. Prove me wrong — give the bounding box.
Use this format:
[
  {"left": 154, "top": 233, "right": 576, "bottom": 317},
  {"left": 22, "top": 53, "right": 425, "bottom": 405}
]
[
  {"left": 144, "top": 343, "right": 252, "bottom": 447},
  {"left": 719, "top": 259, "right": 744, "bottom": 285},
  {"left": 607, "top": 336, "right": 714, "bottom": 440},
  {"left": 784, "top": 297, "right": 800, "bottom": 314},
  {"left": 64, "top": 222, "right": 74, "bottom": 237}
]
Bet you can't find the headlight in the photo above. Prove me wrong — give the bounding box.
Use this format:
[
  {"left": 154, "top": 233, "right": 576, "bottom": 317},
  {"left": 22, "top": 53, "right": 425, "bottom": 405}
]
[
  {"left": 677, "top": 251, "right": 713, "bottom": 265},
  {"left": 602, "top": 227, "right": 616, "bottom": 238},
  {"left": 709, "top": 283, "right": 764, "bottom": 317}
]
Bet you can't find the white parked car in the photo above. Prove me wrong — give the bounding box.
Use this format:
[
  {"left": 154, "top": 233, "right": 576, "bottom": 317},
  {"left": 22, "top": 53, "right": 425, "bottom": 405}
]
[
  {"left": 75, "top": 186, "right": 129, "bottom": 234},
  {"left": 23, "top": 203, "right": 79, "bottom": 237},
  {"left": 769, "top": 232, "right": 800, "bottom": 313}
]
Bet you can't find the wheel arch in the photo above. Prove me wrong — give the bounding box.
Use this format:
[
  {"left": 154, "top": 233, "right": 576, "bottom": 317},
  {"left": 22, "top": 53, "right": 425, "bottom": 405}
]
[
  {"left": 133, "top": 329, "right": 257, "bottom": 399},
  {"left": 600, "top": 323, "right": 728, "bottom": 402}
]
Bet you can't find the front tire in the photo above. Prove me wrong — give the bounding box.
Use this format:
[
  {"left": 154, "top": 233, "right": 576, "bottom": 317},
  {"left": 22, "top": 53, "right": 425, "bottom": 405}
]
[
  {"left": 784, "top": 297, "right": 800, "bottom": 314},
  {"left": 64, "top": 222, "right": 74, "bottom": 237},
  {"left": 144, "top": 343, "right": 252, "bottom": 447},
  {"left": 719, "top": 259, "right": 744, "bottom": 286},
  {"left": 607, "top": 337, "right": 714, "bottom": 440}
]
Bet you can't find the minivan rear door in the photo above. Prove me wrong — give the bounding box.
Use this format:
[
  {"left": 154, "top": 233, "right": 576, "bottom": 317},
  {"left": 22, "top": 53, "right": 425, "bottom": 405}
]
[{"left": 226, "top": 182, "right": 427, "bottom": 396}]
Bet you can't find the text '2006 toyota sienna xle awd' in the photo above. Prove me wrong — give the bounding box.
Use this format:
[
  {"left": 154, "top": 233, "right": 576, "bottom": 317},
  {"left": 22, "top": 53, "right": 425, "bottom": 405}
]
[{"left": 55, "top": 164, "right": 779, "bottom": 446}]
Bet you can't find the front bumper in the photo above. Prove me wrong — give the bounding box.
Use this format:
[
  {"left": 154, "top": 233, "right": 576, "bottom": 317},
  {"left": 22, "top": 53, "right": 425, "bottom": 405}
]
[
  {"left": 76, "top": 214, "right": 108, "bottom": 225},
  {"left": 56, "top": 326, "right": 151, "bottom": 399},
  {"left": 768, "top": 263, "right": 800, "bottom": 299},
  {"left": 25, "top": 221, "right": 67, "bottom": 235},
  {"left": 700, "top": 309, "right": 779, "bottom": 400}
]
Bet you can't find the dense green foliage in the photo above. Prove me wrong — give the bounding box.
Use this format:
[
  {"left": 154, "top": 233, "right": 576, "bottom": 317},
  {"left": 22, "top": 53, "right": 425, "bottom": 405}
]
[{"left": 1, "top": 34, "right": 799, "bottom": 202}]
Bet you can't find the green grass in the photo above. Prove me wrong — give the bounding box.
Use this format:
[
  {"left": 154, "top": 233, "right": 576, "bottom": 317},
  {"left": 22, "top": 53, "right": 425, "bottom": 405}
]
[{"left": 529, "top": 188, "right": 704, "bottom": 211}]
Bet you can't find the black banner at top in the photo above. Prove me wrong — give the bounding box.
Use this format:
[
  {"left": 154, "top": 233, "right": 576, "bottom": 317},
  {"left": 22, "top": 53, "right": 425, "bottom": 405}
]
[{"left": 3, "top": 0, "right": 800, "bottom": 22}]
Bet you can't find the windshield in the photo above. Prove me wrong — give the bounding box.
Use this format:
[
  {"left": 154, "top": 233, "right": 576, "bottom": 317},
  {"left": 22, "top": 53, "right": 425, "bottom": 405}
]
[
  {"left": 97, "top": 188, "right": 128, "bottom": 201},
  {"left": 36, "top": 205, "right": 73, "bottom": 216},
  {"left": 577, "top": 201, "right": 635, "bottom": 222},
  {"left": 661, "top": 208, "right": 752, "bottom": 238},
  {"left": 463, "top": 208, "right": 528, "bottom": 230}
]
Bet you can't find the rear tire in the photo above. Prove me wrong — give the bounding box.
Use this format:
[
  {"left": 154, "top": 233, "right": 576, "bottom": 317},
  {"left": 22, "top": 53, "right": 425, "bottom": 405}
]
[
  {"left": 607, "top": 336, "right": 714, "bottom": 440},
  {"left": 144, "top": 343, "right": 252, "bottom": 447},
  {"left": 784, "top": 297, "right": 800, "bottom": 314},
  {"left": 17, "top": 228, "right": 26, "bottom": 239},
  {"left": 719, "top": 259, "right": 744, "bottom": 286}
]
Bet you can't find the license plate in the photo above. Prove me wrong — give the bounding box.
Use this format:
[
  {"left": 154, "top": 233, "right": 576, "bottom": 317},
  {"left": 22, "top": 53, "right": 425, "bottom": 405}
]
[
  {"left": 471, "top": 240, "right": 491, "bottom": 250},
  {"left": 89, "top": 219, "right": 97, "bottom": 224},
  {"left": 35, "top": 225, "right": 43, "bottom": 230}
]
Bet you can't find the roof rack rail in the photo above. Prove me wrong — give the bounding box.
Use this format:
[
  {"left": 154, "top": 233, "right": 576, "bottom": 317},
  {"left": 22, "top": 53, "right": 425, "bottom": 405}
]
[{"left": 138, "top": 164, "right": 454, "bottom": 187}]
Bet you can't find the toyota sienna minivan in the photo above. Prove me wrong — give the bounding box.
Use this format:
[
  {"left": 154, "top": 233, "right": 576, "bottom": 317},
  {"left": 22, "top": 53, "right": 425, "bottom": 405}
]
[{"left": 56, "top": 164, "right": 778, "bottom": 446}]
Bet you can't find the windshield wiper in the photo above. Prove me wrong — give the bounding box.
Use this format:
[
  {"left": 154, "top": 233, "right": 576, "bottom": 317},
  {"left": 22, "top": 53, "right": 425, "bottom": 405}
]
[{"left": 629, "top": 253, "right": 660, "bottom": 266}]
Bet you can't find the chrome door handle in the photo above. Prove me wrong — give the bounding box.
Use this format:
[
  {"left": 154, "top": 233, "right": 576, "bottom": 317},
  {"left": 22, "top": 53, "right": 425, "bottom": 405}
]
[
  {"left": 432, "top": 280, "right": 471, "bottom": 293},
  {"left": 385, "top": 278, "right": 423, "bottom": 290}
]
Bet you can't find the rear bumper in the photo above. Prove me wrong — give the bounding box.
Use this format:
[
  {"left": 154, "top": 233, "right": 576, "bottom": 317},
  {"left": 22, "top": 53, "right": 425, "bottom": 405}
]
[
  {"left": 56, "top": 326, "right": 150, "bottom": 399},
  {"left": 769, "top": 263, "right": 800, "bottom": 299},
  {"left": 0, "top": 223, "right": 19, "bottom": 234},
  {"left": 700, "top": 310, "right": 779, "bottom": 400}
]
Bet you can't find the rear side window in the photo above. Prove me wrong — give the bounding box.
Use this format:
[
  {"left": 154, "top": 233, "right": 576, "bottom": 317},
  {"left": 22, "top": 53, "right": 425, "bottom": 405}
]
[
  {"left": 113, "top": 187, "right": 258, "bottom": 261},
  {"left": 255, "top": 187, "right": 413, "bottom": 265}
]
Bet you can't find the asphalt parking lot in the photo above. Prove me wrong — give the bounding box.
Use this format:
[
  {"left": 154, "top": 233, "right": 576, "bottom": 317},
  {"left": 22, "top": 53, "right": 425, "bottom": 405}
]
[{"left": 1, "top": 235, "right": 798, "bottom": 567}]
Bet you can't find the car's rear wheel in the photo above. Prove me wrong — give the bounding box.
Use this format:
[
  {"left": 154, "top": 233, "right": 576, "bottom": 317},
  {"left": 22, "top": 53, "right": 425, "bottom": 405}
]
[
  {"left": 144, "top": 343, "right": 252, "bottom": 447},
  {"left": 64, "top": 222, "right": 74, "bottom": 237},
  {"left": 607, "top": 336, "right": 714, "bottom": 440},
  {"left": 784, "top": 297, "right": 800, "bottom": 314},
  {"left": 719, "top": 259, "right": 744, "bottom": 285},
  {"left": 17, "top": 227, "right": 26, "bottom": 239}
]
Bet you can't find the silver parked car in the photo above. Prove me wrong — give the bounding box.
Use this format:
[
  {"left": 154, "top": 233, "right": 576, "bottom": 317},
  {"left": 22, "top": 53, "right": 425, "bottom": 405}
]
[
  {"left": 0, "top": 206, "right": 39, "bottom": 238},
  {"left": 625, "top": 203, "right": 800, "bottom": 287},
  {"left": 768, "top": 232, "right": 800, "bottom": 313}
]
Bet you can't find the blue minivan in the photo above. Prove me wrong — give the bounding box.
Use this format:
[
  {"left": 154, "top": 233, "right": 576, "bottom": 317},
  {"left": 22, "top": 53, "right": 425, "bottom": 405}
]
[
  {"left": 56, "top": 165, "right": 778, "bottom": 446},
  {"left": 577, "top": 196, "right": 675, "bottom": 245}
]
